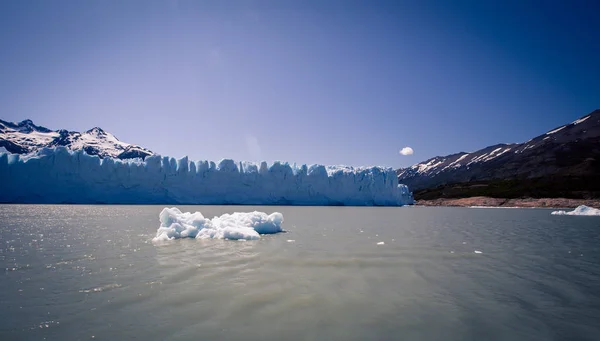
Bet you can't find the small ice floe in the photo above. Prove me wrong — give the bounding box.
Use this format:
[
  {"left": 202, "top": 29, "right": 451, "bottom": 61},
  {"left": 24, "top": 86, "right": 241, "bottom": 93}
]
[
  {"left": 551, "top": 205, "right": 600, "bottom": 216},
  {"left": 153, "top": 208, "right": 284, "bottom": 241},
  {"left": 377, "top": 242, "right": 385, "bottom": 245},
  {"left": 474, "top": 250, "right": 483, "bottom": 254},
  {"left": 79, "top": 283, "right": 122, "bottom": 293},
  {"left": 32, "top": 320, "right": 59, "bottom": 330},
  {"left": 287, "top": 239, "right": 295, "bottom": 243}
]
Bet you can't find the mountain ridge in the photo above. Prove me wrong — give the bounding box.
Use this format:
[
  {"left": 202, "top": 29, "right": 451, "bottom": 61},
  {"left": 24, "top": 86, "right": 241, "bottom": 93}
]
[
  {"left": 0, "top": 119, "right": 153, "bottom": 160},
  {"left": 398, "top": 109, "right": 600, "bottom": 198}
]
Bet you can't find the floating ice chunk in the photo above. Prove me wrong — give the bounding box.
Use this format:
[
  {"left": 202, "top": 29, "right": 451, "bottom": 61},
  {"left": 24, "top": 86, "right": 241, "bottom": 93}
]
[
  {"left": 287, "top": 239, "right": 295, "bottom": 243},
  {"left": 79, "top": 283, "right": 122, "bottom": 293},
  {"left": 153, "top": 208, "right": 284, "bottom": 241},
  {"left": 551, "top": 205, "right": 600, "bottom": 216},
  {"left": 377, "top": 242, "right": 385, "bottom": 245},
  {"left": 474, "top": 250, "right": 482, "bottom": 254}
]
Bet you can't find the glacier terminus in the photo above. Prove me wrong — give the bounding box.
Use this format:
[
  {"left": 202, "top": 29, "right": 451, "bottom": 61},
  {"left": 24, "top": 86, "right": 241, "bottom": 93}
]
[{"left": 0, "top": 147, "right": 414, "bottom": 206}]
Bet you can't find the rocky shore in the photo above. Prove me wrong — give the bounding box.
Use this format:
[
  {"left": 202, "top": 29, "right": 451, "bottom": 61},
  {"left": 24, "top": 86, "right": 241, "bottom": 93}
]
[{"left": 416, "top": 196, "right": 600, "bottom": 209}]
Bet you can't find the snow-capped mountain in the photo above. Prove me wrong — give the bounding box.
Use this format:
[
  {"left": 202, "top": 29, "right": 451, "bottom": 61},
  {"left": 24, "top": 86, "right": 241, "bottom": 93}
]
[
  {"left": 0, "top": 119, "right": 153, "bottom": 159},
  {"left": 398, "top": 109, "right": 600, "bottom": 192}
]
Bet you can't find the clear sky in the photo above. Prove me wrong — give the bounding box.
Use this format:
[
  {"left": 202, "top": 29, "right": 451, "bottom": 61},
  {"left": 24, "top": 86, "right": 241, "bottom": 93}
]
[{"left": 1, "top": 0, "right": 598, "bottom": 168}]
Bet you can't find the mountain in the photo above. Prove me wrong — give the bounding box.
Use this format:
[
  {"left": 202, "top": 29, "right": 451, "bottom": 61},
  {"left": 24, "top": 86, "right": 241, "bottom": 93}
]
[
  {"left": 397, "top": 109, "right": 600, "bottom": 199},
  {"left": 0, "top": 119, "right": 153, "bottom": 159}
]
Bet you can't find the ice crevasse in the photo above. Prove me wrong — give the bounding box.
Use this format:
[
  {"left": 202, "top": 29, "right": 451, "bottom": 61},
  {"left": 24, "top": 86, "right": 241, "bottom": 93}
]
[{"left": 0, "top": 147, "right": 414, "bottom": 206}]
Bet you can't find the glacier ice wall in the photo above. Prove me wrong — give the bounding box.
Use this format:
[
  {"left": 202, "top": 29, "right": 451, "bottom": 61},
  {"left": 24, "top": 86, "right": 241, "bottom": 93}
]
[{"left": 0, "top": 147, "right": 414, "bottom": 206}]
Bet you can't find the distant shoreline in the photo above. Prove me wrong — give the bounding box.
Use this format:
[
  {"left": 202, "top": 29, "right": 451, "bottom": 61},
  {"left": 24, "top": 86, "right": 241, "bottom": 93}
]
[{"left": 416, "top": 196, "right": 600, "bottom": 209}]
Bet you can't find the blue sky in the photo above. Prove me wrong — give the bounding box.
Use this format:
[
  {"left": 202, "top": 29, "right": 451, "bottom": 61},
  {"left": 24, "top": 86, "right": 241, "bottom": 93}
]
[{"left": 1, "top": 0, "right": 598, "bottom": 168}]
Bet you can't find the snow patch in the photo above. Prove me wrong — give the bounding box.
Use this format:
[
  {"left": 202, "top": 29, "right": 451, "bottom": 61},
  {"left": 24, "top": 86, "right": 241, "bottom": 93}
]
[
  {"left": 546, "top": 125, "right": 566, "bottom": 135},
  {"left": 450, "top": 153, "right": 469, "bottom": 165},
  {"left": 153, "top": 208, "right": 284, "bottom": 241},
  {"left": 441, "top": 154, "right": 470, "bottom": 171},
  {"left": 467, "top": 152, "right": 490, "bottom": 165},
  {"left": 551, "top": 205, "right": 600, "bottom": 216},
  {"left": 518, "top": 144, "right": 537, "bottom": 153},
  {"left": 480, "top": 148, "right": 511, "bottom": 162},
  {"left": 571, "top": 116, "right": 590, "bottom": 125},
  {"left": 417, "top": 159, "right": 444, "bottom": 173}
]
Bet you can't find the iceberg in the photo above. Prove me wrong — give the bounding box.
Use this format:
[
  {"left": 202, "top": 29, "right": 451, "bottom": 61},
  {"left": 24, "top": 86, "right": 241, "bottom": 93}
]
[
  {"left": 0, "top": 147, "right": 414, "bottom": 206},
  {"left": 551, "top": 205, "right": 600, "bottom": 216},
  {"left": 154, "top": 207, "right": 284, "bottom": 241}
]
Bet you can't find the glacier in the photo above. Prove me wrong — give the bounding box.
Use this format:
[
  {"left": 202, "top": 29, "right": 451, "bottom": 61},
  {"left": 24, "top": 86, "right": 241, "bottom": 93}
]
[
  {"left": 0, "top": 147, "right": 414, "bottom": 206},
  {"left": 551, "top": 205, "right": 600, "bottom": 216},
  {"left": 154, "top": 207, "right": 284, "bottom": 241}
]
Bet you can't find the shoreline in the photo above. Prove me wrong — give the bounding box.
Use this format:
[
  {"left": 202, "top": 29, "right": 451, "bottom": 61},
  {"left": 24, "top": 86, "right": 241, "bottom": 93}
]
[{"left": 415, "top": 196, "right": 600, "bottom": 209}]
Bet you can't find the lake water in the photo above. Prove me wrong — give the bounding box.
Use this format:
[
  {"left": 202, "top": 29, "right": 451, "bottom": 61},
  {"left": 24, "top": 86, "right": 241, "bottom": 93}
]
[{"left": 1, "top": 205, "right": 599, "bottom": 341}]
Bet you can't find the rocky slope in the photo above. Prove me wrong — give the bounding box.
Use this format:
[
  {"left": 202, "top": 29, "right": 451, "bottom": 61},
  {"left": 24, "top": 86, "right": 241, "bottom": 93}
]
[
  {"left": 398, "top": 109, "right": 600, "bottom": 198},
  {"left": 0, "top": 119, "right": 153, "bottom": 159},
  {"left": 416, "top": 197, "right": 600, "bottom": 209}
]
